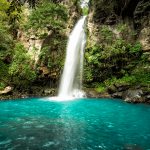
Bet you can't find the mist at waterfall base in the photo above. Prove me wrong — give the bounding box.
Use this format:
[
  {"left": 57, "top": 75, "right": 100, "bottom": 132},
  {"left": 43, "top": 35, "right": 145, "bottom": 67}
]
[
  {"left": 1, "top": 98, "right": 150, "bottom": 149},
  {"left": 58, "top": 16, "right": 86, "bottom": 99}
]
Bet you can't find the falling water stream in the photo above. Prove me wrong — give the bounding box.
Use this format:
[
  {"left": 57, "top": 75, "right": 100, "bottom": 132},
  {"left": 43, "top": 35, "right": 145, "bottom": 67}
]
[{"left": 58, "top": 16, "right": 87, "bottom": 98}]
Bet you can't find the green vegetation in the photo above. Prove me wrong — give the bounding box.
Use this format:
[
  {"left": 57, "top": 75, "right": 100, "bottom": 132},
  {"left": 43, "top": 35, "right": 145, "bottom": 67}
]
[
  {"left": 25, "top": 2, "right": 68, "bottom": 37},
  {"left": 84, "top": 21, "right": 150, "bottom": 92},
  {"left": 82, "top": 7, "right": 89, "bottom": 15},
  {"left": 0, "top": 0, "right": 10, "bottom": 21},
  {"left": 0, "top": 0, "right": 68, "bottom": 91},
  {"left": 0, "top": 0, "right": 149, "bottom": 99},
  {"left": 85, "top": 39, "right": 142, "bottom": 83},
  {"left": 95, "top": 84, "right": 106, "bottom": 93},
  {"left": 9, "top": 43, "right": 36, "bottom": 82}
]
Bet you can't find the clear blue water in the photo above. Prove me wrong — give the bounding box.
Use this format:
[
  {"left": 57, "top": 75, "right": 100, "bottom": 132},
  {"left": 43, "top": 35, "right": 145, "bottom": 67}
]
[{"left": 0, "top": 98, "right": 150, "bottom": 150}]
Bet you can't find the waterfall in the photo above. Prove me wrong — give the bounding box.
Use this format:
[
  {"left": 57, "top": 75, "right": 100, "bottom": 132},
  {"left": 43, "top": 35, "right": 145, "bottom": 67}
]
[{"left": 58, "top": 16, "right": 87, "bottom": 98}]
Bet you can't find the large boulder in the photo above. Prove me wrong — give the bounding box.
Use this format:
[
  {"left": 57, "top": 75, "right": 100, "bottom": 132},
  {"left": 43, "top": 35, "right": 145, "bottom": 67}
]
[
  {"left": 111, "top": 92, "right": 123, "bottom": 99},
  {"left": 85, "top": 88, "right": 111, "bottom": 98},
  {"left": 122, "top": 89, "right": 144, "bottom": 103},
  {"left": 138, "top": 27, "right": 150, "bottom": 52},
  {"left": 0, "top": 86, "right": 13, "bottom": 95},
  {"left": 44, "top": 88, "right": 56, "bottom": 96}
]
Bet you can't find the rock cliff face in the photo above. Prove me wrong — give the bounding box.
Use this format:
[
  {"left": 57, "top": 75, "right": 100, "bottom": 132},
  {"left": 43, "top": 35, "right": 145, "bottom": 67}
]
[
  {"left": 90, "top": 0, "right": 150, "bottom": 38},
  {"left": 19, "top": 1, "right": 80, "bottom": 88},
  {"left": 85, "top": 0, "right": 150, "bottom": 103}
]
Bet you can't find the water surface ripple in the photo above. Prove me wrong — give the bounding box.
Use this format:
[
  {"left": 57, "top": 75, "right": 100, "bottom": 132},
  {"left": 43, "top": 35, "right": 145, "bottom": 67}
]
[{"left": 0, "top": 98, "right": 150, "bottom": 150}]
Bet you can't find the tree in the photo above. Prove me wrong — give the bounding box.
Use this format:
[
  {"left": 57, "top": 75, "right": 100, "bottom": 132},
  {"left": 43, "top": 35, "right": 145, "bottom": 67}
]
[
  {"left": 0, "top": 0, "right": 10, "bottom": 21},
  {"left": 9, "top": 43, "right": 36, "bottom": 82},
  {"left": 26, "top": 1, "right": 68, "bottom": 36}
]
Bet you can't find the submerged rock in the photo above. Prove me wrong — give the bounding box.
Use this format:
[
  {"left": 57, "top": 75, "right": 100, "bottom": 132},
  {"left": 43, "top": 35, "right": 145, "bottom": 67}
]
[{"left": 124, "top": 144, "right": 143, "bottom": 150}]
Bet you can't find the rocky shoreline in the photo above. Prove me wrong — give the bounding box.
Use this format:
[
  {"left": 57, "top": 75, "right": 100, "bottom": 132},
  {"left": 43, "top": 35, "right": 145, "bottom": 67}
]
[
  {"left": 0, "top": 86, "right": 56, "bottom": 100},
  {"left": 0, "top": 86, "right": 150, "bottom": 104},
  {"left": 85, "top": 86, "right": 150, "bottom": 104}
]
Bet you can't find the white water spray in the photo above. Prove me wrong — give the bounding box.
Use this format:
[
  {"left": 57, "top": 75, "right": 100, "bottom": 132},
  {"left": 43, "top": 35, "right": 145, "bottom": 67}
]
[{"left": 58, "top": 16, "right": 87, "bottom": 98}]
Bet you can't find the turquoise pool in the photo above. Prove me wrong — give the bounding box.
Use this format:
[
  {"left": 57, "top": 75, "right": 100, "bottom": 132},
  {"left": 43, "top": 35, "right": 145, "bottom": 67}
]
[{"left": 0, "top": 98, "right": 150, "bottom": 149}]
